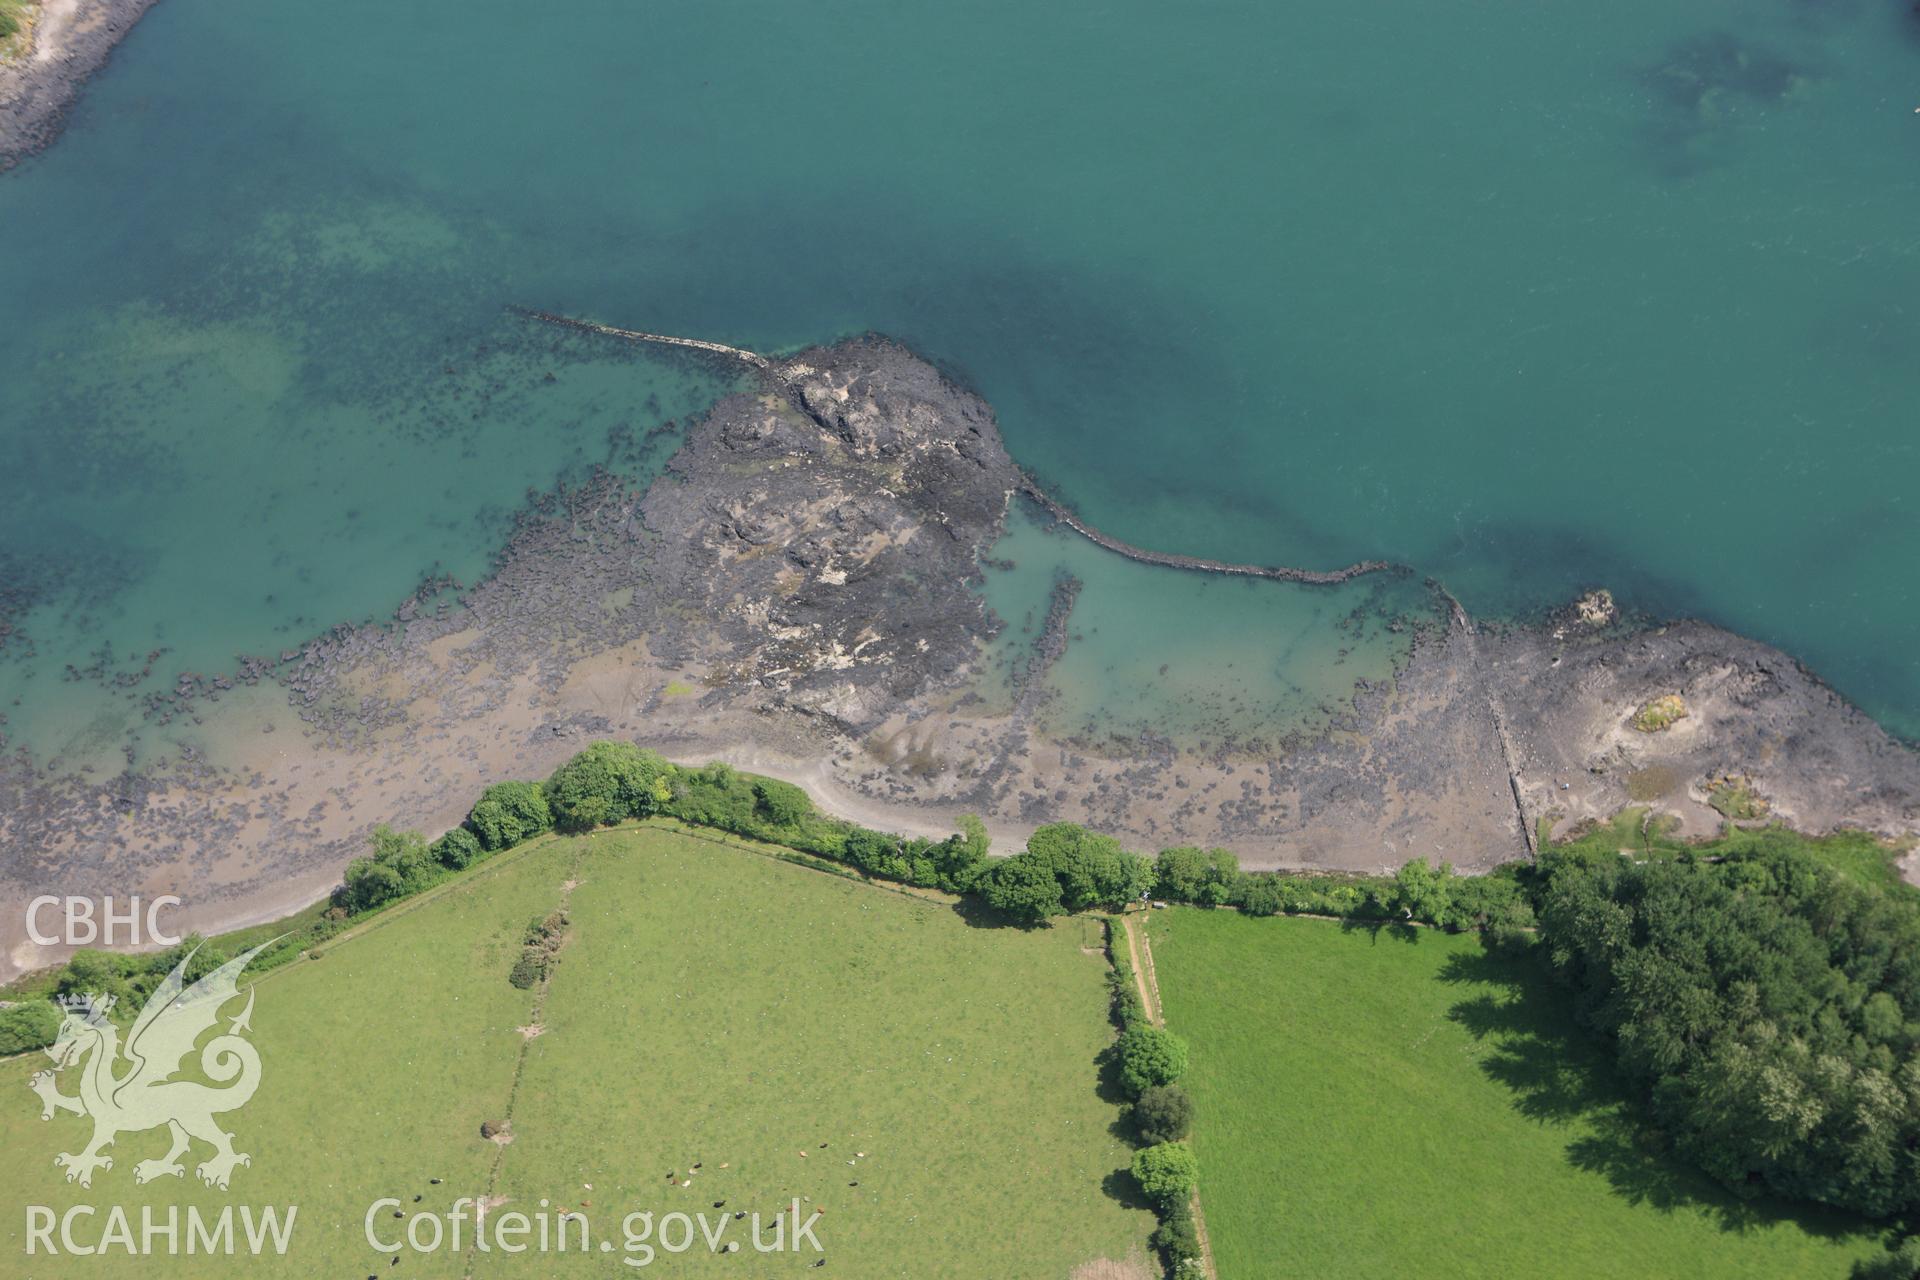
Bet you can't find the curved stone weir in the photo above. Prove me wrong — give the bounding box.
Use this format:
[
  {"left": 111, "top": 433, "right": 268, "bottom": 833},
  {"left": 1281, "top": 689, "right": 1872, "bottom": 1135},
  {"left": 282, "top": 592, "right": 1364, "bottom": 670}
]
[{"left": 515, "top": 307, "right": 1404, "bottom": 588}]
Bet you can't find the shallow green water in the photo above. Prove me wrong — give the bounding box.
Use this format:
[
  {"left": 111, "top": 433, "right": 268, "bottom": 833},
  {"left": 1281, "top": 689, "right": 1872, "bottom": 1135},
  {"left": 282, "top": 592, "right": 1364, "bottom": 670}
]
[
  {"left": 3, "top": 0, "right": 1918, "bottom": 761},
  {"left": 975, "top": 504, "right": 1431, "bottom": 745}
]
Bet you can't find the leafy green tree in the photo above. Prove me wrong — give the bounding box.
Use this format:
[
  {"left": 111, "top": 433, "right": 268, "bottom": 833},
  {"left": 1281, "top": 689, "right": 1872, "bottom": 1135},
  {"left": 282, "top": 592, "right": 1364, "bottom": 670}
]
[
  {"left": 371, "top": 825, "right": 434, "bottom": 879},
  {"left": 338, "top": 825, "right": 438, "bottom": 912},
  {"left": 0, "top": 1001, "right": 61, "bottom": 1054},
  {"left": 544, "top": 742, "right": 674, "bottom": 832},
  {"left": 1156, "top": 846, "right": 1241, "bottom": 905},
  {"left": 154, "top": 934, "right": 230, "bottom": 984},
  {"left": 1131, "top": 1141, "right": 1199, "bottom": 1207},
  {"left": 1155, "top": 846, "right": 1209, "bottom": 901},
  {"left": 1118, "top": 1024, "right": 1190, "bottom": 1096},
  {"left": 843, "top": 827, "right": 912, "bottom": 880},
  {"left": 956, "top": 814, "right": 990, "bottom": 861},
  {"left": 980, "top": 852, "right": 1066, "bottom": 922},
  {"left": 1133, "top": 1084, "right": 1194, "bottom": 1144},
  {"left": 1197, "top": 849, "right": 1240, "bottom": 906},
  {"left": 925, "top": 815, "right": 991, "bottom": 892},
  {"left": 1023, "top": 823, "right": 1152, "bottom": 911},
  {"left": 1240, "top": 875, "right": 1285, "bottom": 917},
  {"left": 54, "top": 949, "right": 133, "bottom": 1003},
  {"left": 433, "top": 826, "right": 483, "bottom": 870},
  {"left": 467, "top": 780, "right": 553, "bottom": 849},
  {"left": 338, "top": 857, "right": 405, "bottom": 913},
  {"left": 752, "top": 778, "right": 812, "bottom": 827},
  {"left": 1389, "top": 856, "right": 1457, "bottom": 925}
]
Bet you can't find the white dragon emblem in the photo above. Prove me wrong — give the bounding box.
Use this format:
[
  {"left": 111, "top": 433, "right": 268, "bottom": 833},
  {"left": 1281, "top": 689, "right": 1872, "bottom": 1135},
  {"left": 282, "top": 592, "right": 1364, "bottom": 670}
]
[{"left": 27, "top": 941, "right": 272, "bottom": 1190}]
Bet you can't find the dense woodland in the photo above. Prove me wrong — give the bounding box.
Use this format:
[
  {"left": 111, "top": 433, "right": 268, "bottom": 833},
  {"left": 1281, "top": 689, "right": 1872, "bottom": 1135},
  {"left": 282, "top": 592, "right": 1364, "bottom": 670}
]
[{"left": 1535, "top": 839, "right": 1920, "bottom": 1219}]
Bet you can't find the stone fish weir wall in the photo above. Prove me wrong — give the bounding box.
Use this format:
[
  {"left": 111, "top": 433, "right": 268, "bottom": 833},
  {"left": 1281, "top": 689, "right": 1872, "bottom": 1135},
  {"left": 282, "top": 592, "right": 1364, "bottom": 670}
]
[
  {"left": 3, "top": 318, "right": 1918, "bottom": 981},
  {"left": 515, "top": 307, "right": 1401, "bottom": 588}
]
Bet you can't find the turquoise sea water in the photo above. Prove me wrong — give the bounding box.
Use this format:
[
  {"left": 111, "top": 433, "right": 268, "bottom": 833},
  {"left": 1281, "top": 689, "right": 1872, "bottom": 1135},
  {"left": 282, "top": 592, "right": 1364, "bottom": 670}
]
[{"left": 3, "top": 0, "right": 1918, "bottom": 763}]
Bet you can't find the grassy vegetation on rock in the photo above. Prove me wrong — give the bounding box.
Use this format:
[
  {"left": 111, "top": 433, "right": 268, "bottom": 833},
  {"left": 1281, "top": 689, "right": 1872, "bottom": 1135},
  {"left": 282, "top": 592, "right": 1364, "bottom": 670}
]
[
  {"left": 1632, "top": 693, "right": 1689, "bottom": 732},
  {"left": 1704, "top": 773, "right": 1770, "bottom": 820}
]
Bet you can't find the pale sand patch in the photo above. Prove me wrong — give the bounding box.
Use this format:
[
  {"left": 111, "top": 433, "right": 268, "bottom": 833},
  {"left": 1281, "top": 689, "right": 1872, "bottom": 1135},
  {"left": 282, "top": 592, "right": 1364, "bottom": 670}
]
[
  {"left": 30, "top": 0, "right": 88, "bottom": 65},
  {"left": 1070, "top": 1251, "right": 1154, "bottom": 1280}
]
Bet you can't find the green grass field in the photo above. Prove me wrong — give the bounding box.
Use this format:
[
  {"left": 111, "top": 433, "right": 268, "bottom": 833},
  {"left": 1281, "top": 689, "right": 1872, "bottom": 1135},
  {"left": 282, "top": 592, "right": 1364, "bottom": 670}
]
[
  {"left": 1146, "top": 909, "right": 1889, "bottom": 1279},
  {"left": 2, "top": 826, "right": 1150, "bottom": 1277}
]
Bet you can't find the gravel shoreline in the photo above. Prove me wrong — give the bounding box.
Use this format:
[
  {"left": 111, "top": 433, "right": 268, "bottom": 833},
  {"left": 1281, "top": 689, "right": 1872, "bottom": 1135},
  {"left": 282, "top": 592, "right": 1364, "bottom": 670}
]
[{"left": 0, "top": 0, "right": 161, "bottom": 172}]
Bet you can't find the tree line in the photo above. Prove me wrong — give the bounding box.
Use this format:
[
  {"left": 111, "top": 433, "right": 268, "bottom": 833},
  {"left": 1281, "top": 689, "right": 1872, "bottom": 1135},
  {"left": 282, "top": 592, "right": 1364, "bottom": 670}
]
[{"left": 1105, "top": 925, "right": 1202, "bottom": 1277}]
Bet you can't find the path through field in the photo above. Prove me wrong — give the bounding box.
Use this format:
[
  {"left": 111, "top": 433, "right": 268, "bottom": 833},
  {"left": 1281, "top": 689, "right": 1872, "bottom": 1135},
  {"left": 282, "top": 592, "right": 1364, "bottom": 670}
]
[{"left": 1120, "top": 911, "right": 1219, "bottom": 1280}]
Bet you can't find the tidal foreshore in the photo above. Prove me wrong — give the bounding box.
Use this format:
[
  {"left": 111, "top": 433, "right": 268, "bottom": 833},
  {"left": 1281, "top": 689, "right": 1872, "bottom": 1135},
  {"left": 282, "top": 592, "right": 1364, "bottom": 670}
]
[
  {"left": 3, "top": 328, "right": 1918, "bottom": 983},
  {"left": 0, "top": 0, "right": 161, "bottom": 172}
]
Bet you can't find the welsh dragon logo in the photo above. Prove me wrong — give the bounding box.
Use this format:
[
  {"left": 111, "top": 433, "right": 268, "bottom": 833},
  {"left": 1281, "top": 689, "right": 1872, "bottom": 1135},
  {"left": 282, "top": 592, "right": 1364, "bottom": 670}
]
[{"left": 27, "top": 941, "right": 272, "bottom": 1190}]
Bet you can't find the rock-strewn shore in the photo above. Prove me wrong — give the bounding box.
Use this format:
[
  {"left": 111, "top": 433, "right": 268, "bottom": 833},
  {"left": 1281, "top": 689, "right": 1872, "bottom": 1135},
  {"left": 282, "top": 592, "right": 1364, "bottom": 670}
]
[
  {"left": 3, "top": 334, "right": 1917, "bottom": 980},
  {"left": 0, "top": 0, "right": 161, "bottom": 172}
]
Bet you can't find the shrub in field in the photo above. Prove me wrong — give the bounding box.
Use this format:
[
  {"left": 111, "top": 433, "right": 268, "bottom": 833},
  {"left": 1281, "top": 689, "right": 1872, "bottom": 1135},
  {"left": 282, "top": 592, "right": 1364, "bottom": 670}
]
[
  {"left": 1150, "top": 1200, "right": 1204, "bottom": 1276},
  {"left": 1239, "top": 875, "right": 1284, "bottom": 916},
  {"left": 1632, "top": 693, "right": 1688, "bottom": 732},
  {"left": 509, "top": 910, "right": 569, "bottom": 988},
  {"left": 667, "top": 762, "right": 759, "bottom": 828},
  {"left": 1106, "top": 958, "right": 1146, "bottom": 1030}
]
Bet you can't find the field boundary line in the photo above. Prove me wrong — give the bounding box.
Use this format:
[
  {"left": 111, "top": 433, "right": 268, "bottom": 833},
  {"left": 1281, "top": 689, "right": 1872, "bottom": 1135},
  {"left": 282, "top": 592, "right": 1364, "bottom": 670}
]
[
  {"left": 465, "top": 845, "right": 587, "bottom": 1278},
  {"left": 636, "top": 816, "right": 966, "bottom": 908},
  {"left": 1122, "top": 912, "right": 1220, "bottom": 1280}
]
